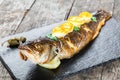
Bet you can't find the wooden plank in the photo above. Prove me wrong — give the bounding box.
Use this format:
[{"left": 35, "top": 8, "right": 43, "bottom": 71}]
[
  {"left": 64, "top": 0, "right": 114, "bottom": 80},
  {"left": 0, "top": 0, "right": 3, "bottom": 5},
  {"left": 0, "top": 0, "right": 35, "bottom": 38},
  {"left": 113, "top": 0, "right": 120, "bottom": 22},
  {"left": 0, "top": 0, "right": 35, "bottom": 80},
  {"left": 64, "top": 66, "right": 103, "bottom": 80},
  {"left": 101, "top": 60, "right": 120, "bottom": 80},
  {"left": 0, "top": 61, "right": 12, "bottom": 80},
  {"left": 0, "top": 11, "right": 25, "bottom": 38},
  {"left": 69, "top": 0, "right": 100, "bottom": 16},
  {"left": 0, "top": 0, "right": 35, "bottom": 11},
  {"left": 15, "top": 0, "right": 74, "bottom": 33},
  {"left": 69, "top": 0, "right": 114, "bottom": 16}
]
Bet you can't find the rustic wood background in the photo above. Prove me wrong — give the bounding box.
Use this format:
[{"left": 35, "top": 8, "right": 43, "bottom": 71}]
[{"left": 0, "top": 0, "right": 120, "bottom": 80}]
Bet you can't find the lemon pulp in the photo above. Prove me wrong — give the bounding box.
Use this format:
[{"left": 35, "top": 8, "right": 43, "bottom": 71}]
[{"left": 38, "top": 56, "right": 61, "bottom": 69}]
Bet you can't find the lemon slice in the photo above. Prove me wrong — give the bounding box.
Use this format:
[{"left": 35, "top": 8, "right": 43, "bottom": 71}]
[
  {"left": 38, "top": 56, "right": 61, "bottom": 69},
  {"left": 60, "top": 22, "right": 74, "bottom": 32},
  {"left": 52, "top": 27, "right": 66, "bottom": 38},
  {"left": 52, "top": 22, "right": 74, "bottom": 38},
  {"left": 79, "top": 12, "right": 92, "bottom": 22},
  {"left": 79, "top": 12, "right": 92, "bottom": 18}
]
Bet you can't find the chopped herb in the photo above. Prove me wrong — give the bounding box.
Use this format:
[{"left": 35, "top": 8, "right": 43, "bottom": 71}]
[
  {"left": 73, "top": 26, "right": 80, "bottom": 32},
  {"left": 20, "top": 37, "right": 26, "bottom": 43},
  {"left": 3, "top": 36, "right": 27, "bottom": 48},
  {"left": 8, "top": 39, "right": 20, "bottom": 48},
  {"left": 91, "top": 16, "right": 97, "bottom": 22},
  {"left": 46, "top": 34, "right": 57, "bottom": 41}
]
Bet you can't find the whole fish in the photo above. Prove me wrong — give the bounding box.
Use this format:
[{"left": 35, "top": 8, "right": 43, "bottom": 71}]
[{"left": 18, "top": 10, "right": 111, "bottom": 69}]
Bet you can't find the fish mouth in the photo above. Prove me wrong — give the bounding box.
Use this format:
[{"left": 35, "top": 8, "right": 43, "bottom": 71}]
[
  {"left": 18, "top": 45, "right": 41, "bottom": 63},
  {"left": 19, "top": 49, "right": 39, "bottom": 64},
  {"left": 19, "top": 51, "right": 28, "bottom": 61}
]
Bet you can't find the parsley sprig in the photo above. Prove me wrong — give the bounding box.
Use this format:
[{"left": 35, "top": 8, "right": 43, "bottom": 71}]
[
  {"left": 73, "top": 26, "right": 80, "bottom": 32},
  {"left": 46, "top": 34, "right": 57, "bottom": 41},
  {"left": 91, "top": 16, "right": 97, "bottom": 22}
]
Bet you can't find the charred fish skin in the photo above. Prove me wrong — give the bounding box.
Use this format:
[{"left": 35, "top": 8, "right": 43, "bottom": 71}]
[{"left": 18, "top": 10, "right": 111, "bottom": 64}]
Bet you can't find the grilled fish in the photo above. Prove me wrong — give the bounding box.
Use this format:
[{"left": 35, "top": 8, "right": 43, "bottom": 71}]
[{"left": 18, "top": 10, "right": 111, "bottom": 69}]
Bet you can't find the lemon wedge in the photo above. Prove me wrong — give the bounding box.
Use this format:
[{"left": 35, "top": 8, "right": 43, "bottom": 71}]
[
  {"left": 52, "top": 27, "right": 66, "bottom": 38},
  {"left": 52, "top": 22, "right": 74, "bottom": 38},
  {"left": 38, "top": 56, "right": 61, "bottom": 69},
  {"left": 60, "top": 22, "right": 74, "bottom": 32}
]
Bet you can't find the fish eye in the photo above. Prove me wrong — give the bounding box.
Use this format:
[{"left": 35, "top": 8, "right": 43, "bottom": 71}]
[{"left": 55, "top": 48, "right": 59, "bottom": 53}]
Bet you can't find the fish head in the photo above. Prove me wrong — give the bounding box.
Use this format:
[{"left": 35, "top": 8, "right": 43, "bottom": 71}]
[{"left": 18, "top": 40, "right": 57, "bottom": 64}]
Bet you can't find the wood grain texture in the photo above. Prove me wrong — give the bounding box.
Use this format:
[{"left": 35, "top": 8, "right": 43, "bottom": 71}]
[
  {"left": 69, "top": 0, "right": 114, "bottom": 16},
  {"left": 64, "top": 66, "right": 103, "bottom": 80},
  {"left": 15, "top": 0, "right": 74, "bottom": 33},
  {"left": 101, "top": 60, "right": 120, "bottom": 80},
  {"left": 0, "top": 0, "right": 35, "bottom": 38},
  {"left": 113, "top": 0, "right": 120, "bottom": 22},
  {"left": 0, "top": 61, "right": 12, "bottom": 80},
  {"left": 0, "top": 0, "right": 3, "bottom": 5},
  {"left": 69, "top": 0, "right": 101, "bottom": 16}
]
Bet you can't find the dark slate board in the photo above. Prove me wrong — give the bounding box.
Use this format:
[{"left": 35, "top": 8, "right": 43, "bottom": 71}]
[{"left": 0, "top": 18, "right": 120, "bottom": 80}]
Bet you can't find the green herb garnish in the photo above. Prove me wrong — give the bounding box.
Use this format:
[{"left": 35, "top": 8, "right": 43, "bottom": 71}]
[
  {"left": 73, "top": 26, "right": 80, "bottom": 32},
  {"left": 91, "top": 16, "right": 97, "bottom": 22},
  {"left": 46, "top": 34, "right": 57, "bottom": 41}
]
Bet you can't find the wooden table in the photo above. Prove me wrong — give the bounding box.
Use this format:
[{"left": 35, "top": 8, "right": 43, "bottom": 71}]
[{"left": 0, "top": 0, "right": 120, "bottom": 80}]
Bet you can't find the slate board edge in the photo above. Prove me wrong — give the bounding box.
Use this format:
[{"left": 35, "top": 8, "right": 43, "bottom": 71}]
[{"left": 0, "top": 56, "right": 18, "bottom": 80}]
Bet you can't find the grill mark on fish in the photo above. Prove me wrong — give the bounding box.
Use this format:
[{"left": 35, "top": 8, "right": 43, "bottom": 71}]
[{"left": 59, "top": 38, "right": 74, "bottom": 58}]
